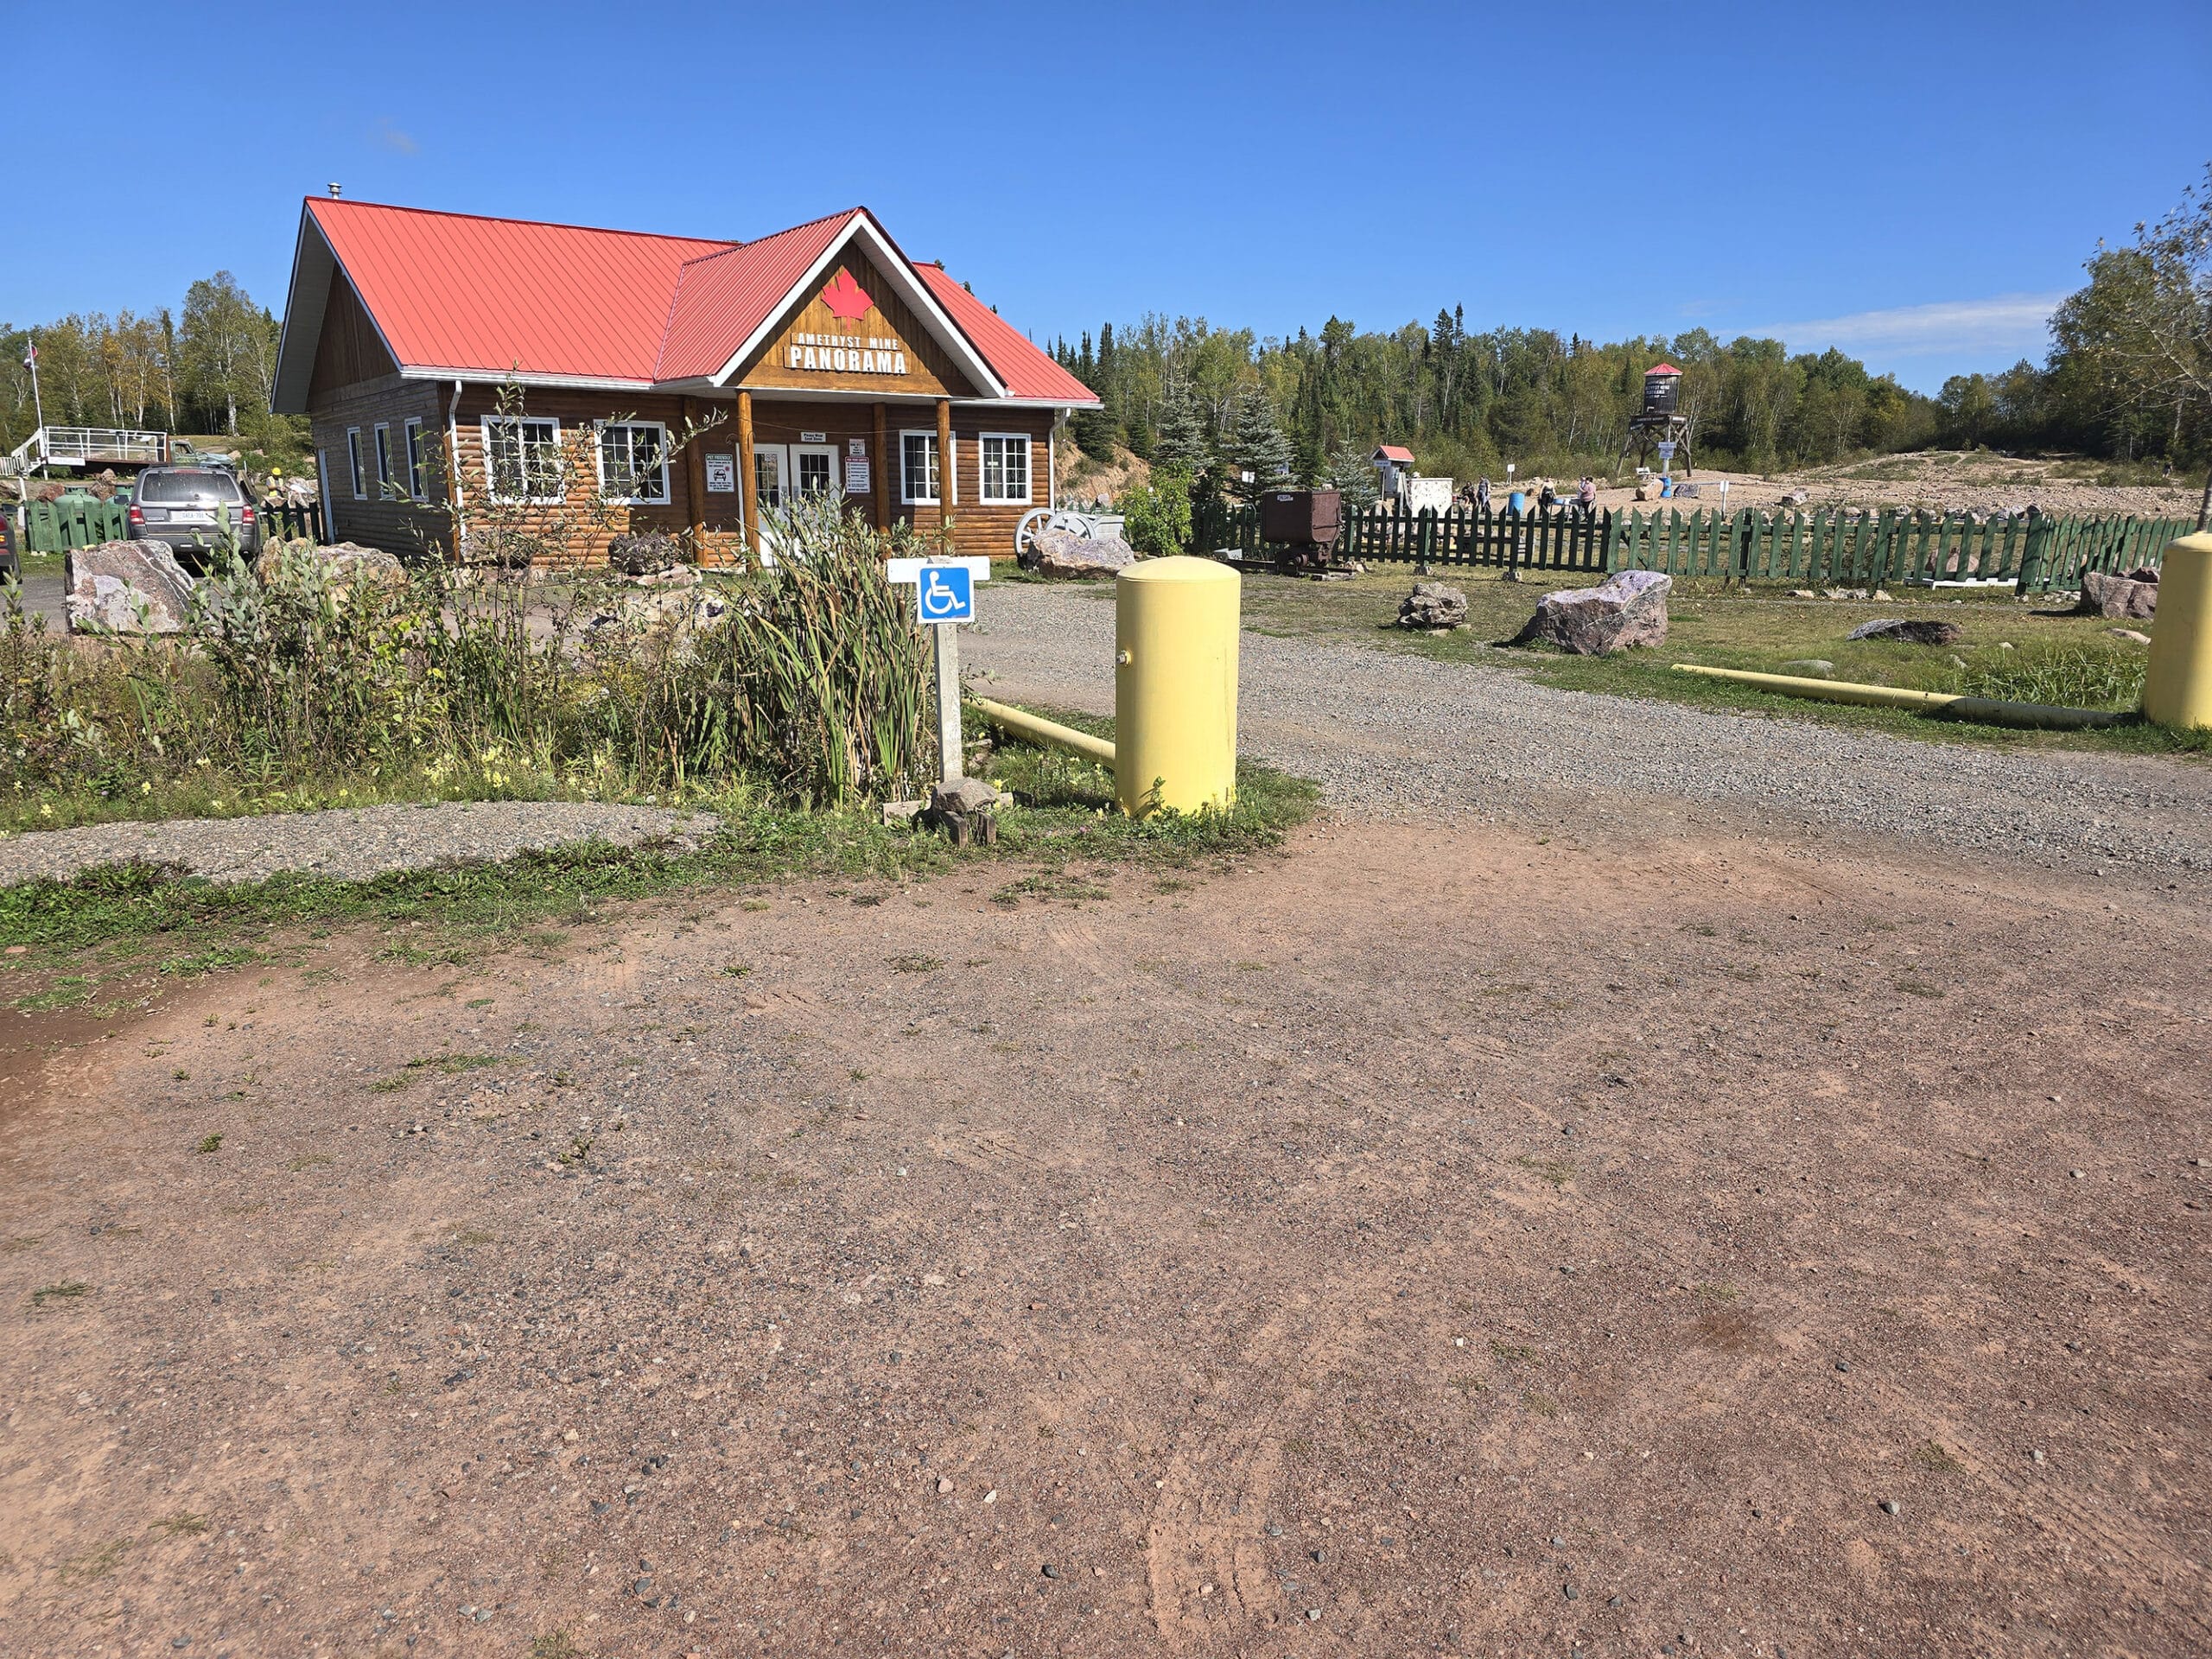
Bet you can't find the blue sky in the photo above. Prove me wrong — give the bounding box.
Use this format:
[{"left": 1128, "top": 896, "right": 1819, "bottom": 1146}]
[{"left": 3, "top": 0, "right": 2206, "bottom": 393}]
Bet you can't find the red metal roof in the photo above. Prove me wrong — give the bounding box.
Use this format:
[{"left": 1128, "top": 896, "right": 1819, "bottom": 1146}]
[
  {"left": 1372, "top": 444, "right": 1416, "bottom": 463},
  {"left": 1645, "top": 361, "right": 1683, "bottom": 376},
  {"left": 914, "top": 264, "right": 1099, "bottom": 404},
  {"left": 289, "top": 197, "right": 1098, "bottom": 405},
  {"left": 654, "top": 209, "right": 858, "bottom": 382},
  {"left": 307, "top": 197, "right": 732, "bottom": 383}
]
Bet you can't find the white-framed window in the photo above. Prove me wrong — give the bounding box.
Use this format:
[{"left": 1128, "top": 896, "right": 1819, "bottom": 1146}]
[
  {"left": 403, "top": 417, "right": 429, "bottom": 500},
  {"left": 481, "top": 416, "right": 564, "bottom": 504},
  {"left": 372, "top": 423, "right": 393, "bottom": 496},
  {"left": 345, "top": 427, "right": 365, "bottom": 499},
  {"left": 900, "top": 429, "right": 955, "bottom": 506},
  {"left": 595, "top": 420, "right": 670, "bottom": 505},
  {"left": 979, "top": 432, "right": 1031, "bottom": 505}
]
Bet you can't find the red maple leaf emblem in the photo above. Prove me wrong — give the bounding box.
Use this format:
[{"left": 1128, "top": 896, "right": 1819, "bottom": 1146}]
[{"left": 821, "top": 267, "right": 873, "bottom": 330}]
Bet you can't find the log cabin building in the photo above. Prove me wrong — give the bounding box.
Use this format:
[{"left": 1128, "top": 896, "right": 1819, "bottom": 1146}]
[{"left": 270, "top": 196, "right": 1099, "bottom": 565}]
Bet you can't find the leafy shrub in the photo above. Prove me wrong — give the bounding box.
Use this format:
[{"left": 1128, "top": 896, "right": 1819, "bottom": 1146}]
[{"left": 1122, "top": 465, "right": 1194, "bottom": 557}]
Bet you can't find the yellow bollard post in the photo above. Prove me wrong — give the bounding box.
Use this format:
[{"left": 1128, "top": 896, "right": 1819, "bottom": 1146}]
[
  {"left": 2144, "top": 532, "right": 2212, "bottom": 731},
  {"left": 1115, "top": 556, "right": 1239, "bottom": 815}
]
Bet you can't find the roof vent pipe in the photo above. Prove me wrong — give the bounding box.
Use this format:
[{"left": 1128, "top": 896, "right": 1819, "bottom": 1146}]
[{"left": 327, "top": 182, "right": 342, "bottom": 199}]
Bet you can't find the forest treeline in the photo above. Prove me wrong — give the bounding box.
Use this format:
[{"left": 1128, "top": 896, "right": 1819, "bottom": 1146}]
[
  {"left": 1, "top": 272, "right": 303, "bottom": 458},
  {"left": 1051, "top": 167, "right": 2212, "bottom": 491}
]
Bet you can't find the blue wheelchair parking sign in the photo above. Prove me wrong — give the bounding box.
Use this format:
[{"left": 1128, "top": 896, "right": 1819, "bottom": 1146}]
[{"left": 916, "top": 563, "right": 974, "bottom": 624}]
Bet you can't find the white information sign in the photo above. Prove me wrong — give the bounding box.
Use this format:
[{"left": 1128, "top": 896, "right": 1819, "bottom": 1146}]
[
  {"left": 704, "top": 454, "right": 735, "bottom": 493},
  {"left": 845, "top": 458, "right": 871, "bottom": 493},
  {"left": 848, "top": 438, "right": 868, "bottom": 456},
  {"left": 799, "top": 430, "right": 826, "bottom": 443}
]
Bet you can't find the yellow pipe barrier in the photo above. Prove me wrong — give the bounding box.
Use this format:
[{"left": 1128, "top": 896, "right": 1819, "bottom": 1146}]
[
  {"left": 1115, "top": 556, "right": 1240, "bottom": 815},
  {"left": 2145, "top": 532, "right": 2212, "bottom": 730},
  {"left": 969, "top": 694, "right": 1117, "bottom": 769},
  {"left": 1669, "top": 664, "right": 2126, "bottom": 730}
]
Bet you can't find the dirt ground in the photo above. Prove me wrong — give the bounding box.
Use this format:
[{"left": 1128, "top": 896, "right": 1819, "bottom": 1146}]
[{"left": 2, "top": 814, "right": 2208, "bottom": 1659}]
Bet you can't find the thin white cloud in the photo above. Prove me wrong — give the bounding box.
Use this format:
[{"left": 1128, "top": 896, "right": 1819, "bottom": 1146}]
[
  {"left": 1758, "top": 292, "right": 2064, "bottom": 359},
  {"left": 374, "top": 119, "right": 420, "bottom": 156}
]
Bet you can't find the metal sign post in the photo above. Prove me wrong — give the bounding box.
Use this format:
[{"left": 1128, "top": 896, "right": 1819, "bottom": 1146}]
[{"left": 886, "top": 556, "right": 989, "bottom": 783}]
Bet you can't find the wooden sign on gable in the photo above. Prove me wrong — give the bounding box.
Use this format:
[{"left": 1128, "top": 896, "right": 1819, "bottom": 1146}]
[{"left": 741, "top": 251, "right": 976, "bottom": 397}]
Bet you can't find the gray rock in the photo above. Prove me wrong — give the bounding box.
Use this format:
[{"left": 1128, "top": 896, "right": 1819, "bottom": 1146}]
[
  {"left": 1513, "top": 569, "right": 1672, "bottom": 655},
  {"left": 1398, "top": 581, "right": 1469, "bottom": 631},
  {"left": 1847, "top": 618, "right": 1964, "bottom": 645},
  {"left": 609, "top": 531, "right": 684, "bottom": 577},
  {"left": 64, "top": 539, "right": 195, "bottom": 633},
  {"left": 931, "top": 776, "right": 1001, "bottom": 817},
  {"left": 2076, "top": 569, "right": 2157, "bottom": 620},
  {"left": 1780, "top": 659, "right": 1835, "bottom": 675},
  {"left": 1031, "top": 526, "right": 1136, "bottom": 580},
  {"left": 2108, "top": 627, "right": 2152, "bottom": 645}
]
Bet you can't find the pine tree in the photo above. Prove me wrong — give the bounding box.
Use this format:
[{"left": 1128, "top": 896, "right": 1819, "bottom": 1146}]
[{"left": 1224, "top": 385, "right": 1293, "bottom": 504}]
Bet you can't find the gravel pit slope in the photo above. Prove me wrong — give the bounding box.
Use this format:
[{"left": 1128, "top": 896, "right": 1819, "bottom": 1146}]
[
  {"left": 966, "top": 580, "right": 2212, "bottom": 875},
  {"left": 0, "top": 817, "right": 2205, "bottom": 1657}
]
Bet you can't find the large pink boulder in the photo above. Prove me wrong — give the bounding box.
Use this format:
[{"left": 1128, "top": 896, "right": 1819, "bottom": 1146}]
[{"left": 64, "top": 539, "right": 196, "bottom": 633}]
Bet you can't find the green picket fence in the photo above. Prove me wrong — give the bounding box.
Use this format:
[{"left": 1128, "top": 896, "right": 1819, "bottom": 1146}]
[
  {"left": 22, "top": 497, "right": 130, "bottom": 554},
  {"left": 1190, "top": 499, "right": 2196, "bottom": 594}
]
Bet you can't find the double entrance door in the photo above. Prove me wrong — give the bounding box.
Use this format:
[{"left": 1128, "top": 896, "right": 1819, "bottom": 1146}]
[{"left": 753, "top": 442, "right": 842, "bottom": 556}]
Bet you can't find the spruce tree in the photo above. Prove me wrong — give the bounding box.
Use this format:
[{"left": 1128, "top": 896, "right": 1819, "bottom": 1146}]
[
  {"left": 1150, "top": 379, "right": 1212, "bottom": 471},
  {"left": 1224, "top": 385, "right": 1293, "bottom": 504}
]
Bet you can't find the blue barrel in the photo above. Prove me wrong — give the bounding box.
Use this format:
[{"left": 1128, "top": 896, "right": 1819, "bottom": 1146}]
[{"left": 1507, "top": 491, "right": 1527, "bottom": 514}]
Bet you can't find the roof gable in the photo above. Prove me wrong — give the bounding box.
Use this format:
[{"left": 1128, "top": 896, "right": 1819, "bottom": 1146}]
[{"left": 275, "top": 197, "right": 1098, "bottom": 412}]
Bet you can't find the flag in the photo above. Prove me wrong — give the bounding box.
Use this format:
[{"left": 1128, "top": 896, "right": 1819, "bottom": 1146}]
[{"left": 21, "top": 343, "right": 34, "bottom": 366}]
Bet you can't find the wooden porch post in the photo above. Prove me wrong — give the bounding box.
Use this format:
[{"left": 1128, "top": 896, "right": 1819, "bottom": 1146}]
[
  {"left": 873, "top": 401, "right": 889, "bottom": 530},
  {"left": 681, "top": 396, "right": 707, "bottom": 550},
  {"left": 737, "top": 390, "right": 757, "bottom": 561},
  {"left": 935, "top": 397, "right": 954, "bottom": 540}
]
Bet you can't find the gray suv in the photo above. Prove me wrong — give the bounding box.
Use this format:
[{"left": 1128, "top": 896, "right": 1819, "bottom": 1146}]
[{"left": 127, "top": 467, "right": 262, "bottom": 569}]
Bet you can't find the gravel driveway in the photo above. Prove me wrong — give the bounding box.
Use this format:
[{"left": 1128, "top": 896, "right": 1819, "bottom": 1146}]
[
  {"left": 0, "top": 800, "right": 716, "bottom": 888},
  {"left": 968, "top": 580, "right": 2212, "bottom": 874}
]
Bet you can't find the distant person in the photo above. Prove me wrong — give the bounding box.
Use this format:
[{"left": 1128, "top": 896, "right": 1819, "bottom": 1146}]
[
  {"left": 1475, "top": 476, "right": 1491, "bottom": 512},
  {"left": 1538, "top": 481, "right": 1558, "bottom": 512},
  {"left": 1577, "top": 475, "right": 1597, "bottom": 516}
]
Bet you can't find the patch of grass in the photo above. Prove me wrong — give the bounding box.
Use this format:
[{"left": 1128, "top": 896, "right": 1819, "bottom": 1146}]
[
  {"left": 1513, "top": 1154, "right": 1576, "bottom": 1189},
  {"left": 369, "top": 1075, "right": 411, "bottom": 1093},
  {"left": 0, "top": 747, "right": 1318, "bottom": 971},
  {"left": 31, "top": 1280, "right": 94, "bottom": 1306},
  {"left": 531, "top": 1636, "right": 584, "bottom": 1659},
  {"left": 194, "top": 1134, "right": 223, "bottom": 1154},
  {"left": 1489, "top": 1339, "right": 1538, "bottom": 1363},
  {"left": 887, "top": 954, "right": 944, "bottom": 974},
  {"left": 153, "top": 1512, "right": 211, "bottom": 1537},
  {"left": 453, "top": 1228, "right": 495, "bottom": 1246},
  {"left": 466, "top": 996, "right": 494, "bottom": 1008},
  {"left": 287, "top": 1154, "right": 333, "bottom": 1172},
  {"left": 1894, "top": 978, "right": 1946, "bottom": 999},
  {"left": 14, "top": 975, "right": 97, "bottom": 1011},
  {"left": 405, "top": 1052, "right": 501, "bottom": 1075},
  {"left": 1521, "top": 1389, "right": 1560, "bottom": 1418},
  {"left": 160, "top": 946, "right": 265, "bottom": 977},
  {"left": 57, "top": 1537, "right": 129, "bottom": 1583},
  {"left": 1913, "top": 1439, "right": 1967, "bottom": 1474},
  {"left": 721, "top": 963, "right": 753, "bottom": 977}
]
